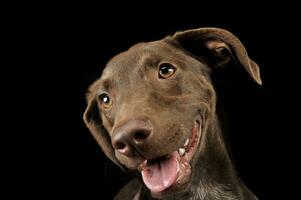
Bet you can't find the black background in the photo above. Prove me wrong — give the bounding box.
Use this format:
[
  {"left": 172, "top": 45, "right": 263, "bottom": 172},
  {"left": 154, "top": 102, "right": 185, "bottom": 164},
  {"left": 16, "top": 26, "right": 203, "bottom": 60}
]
[{"left": 67, "top": 1, "right": 301, "bottom": 200}]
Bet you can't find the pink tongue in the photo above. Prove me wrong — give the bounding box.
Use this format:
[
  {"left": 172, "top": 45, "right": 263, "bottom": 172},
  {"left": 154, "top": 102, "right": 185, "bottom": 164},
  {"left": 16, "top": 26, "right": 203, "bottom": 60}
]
[{"left": 141, "top": 151, "right": 179, "bottom": 193}]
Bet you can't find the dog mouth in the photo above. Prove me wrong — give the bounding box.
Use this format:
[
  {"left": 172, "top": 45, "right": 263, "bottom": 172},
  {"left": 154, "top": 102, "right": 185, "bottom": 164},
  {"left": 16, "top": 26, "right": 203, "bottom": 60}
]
[{"left": 138, "top": 119, "right": 201, "bottom": 197}]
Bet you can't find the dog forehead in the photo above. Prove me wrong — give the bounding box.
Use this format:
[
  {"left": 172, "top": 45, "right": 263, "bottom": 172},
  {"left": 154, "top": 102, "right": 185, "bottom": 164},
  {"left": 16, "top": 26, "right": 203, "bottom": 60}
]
[{"left": 101, "top": 40, "right": 179, "bottom": 78}]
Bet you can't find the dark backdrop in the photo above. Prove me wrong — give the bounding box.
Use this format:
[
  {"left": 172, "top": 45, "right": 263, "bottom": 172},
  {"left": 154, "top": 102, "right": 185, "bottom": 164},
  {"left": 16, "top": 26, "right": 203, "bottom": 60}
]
[{"left": 72, "top": 4, "right": 299, "bottom": 200}]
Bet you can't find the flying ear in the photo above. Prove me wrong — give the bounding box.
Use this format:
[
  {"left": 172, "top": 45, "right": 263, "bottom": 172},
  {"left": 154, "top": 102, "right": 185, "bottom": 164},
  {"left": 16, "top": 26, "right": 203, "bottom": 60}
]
[
  {"left": 83, "top": 81, "right": 122, "bottom": 168},
  {"left": 171, "top": 27, "right": 262, "bottom": 85}
]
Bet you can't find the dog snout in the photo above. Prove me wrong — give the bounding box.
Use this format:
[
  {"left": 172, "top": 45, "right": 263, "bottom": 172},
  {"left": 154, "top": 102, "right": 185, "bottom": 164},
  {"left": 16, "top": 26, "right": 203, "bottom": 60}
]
[{"left": 112, "top": 119, "right": 152, "bottom": 157}]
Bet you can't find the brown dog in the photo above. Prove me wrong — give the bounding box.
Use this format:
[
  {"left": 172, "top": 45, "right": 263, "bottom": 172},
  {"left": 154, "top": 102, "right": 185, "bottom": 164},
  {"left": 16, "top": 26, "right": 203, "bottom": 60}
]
[{"left": 83, "top": 27, "right": 261, "bottom": 200}]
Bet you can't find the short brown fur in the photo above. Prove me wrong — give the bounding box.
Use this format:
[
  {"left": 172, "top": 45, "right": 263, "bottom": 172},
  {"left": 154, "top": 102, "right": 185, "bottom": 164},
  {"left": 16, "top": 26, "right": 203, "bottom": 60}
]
[{"left": 83, "top": 28, "right": 261, "bottom": 200}]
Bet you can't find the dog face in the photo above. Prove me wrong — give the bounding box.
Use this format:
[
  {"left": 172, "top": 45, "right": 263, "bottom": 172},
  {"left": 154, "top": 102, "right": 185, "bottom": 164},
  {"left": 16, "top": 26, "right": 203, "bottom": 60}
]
[{"left": 83, "top": 28, "right": 261, "bottom": 198}]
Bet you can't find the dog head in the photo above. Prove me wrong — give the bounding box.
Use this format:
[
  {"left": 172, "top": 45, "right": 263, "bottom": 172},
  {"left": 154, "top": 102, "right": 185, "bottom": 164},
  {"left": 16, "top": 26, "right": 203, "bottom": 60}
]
[{"left": 83, "top": 28, "right": 261, "bottom": 198}]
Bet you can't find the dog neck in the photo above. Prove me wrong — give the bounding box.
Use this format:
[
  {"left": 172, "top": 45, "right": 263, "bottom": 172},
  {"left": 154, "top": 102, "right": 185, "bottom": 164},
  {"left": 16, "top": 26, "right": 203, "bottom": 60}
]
[
  {"left": 180, "top": 116, "right": 256, "bottom": 200},
  {"left": 188, "top": 119, "right": 242, "bottom": 200}
]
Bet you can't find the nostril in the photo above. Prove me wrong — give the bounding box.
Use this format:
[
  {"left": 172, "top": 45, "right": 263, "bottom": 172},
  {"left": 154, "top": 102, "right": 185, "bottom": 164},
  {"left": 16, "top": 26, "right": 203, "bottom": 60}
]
[
  {"left": 115, "top": 142, "right": 126, "bottom": 150},
  {"left": 133, "top": 131, "right": 150, "bottom": 143}
]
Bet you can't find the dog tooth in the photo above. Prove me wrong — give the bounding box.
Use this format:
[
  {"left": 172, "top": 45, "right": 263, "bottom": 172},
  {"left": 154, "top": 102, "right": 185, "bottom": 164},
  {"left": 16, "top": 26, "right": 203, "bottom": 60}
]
[
  {"left": 178, "top": 148, "right": 185, "bottom": 156},
  {"left": 183, "top": 162, "right": 189, "bottom": 167},
  {"left": 184, "top": 138, "right": 190, "bottom": 147}
]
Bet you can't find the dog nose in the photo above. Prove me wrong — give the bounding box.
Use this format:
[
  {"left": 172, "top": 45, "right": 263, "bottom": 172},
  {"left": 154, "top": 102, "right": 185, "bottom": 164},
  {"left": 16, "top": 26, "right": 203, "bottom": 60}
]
[{"left": 112, "top": 119, "right": 152, "bottom": 157}]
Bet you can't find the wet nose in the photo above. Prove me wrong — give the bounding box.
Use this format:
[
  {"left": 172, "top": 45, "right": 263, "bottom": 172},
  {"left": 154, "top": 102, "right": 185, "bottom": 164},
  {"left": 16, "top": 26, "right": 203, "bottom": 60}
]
[{"left": 112, "top": 119, "right": 152, "bottom": 157}]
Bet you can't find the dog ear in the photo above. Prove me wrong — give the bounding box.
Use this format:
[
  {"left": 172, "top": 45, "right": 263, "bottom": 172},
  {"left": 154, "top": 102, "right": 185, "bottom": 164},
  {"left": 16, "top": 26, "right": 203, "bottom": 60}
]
[
  {"left": 171, "top": 27, "right": 262, "bottom": 85},
  {"left": 83, "top": 81, "right": 122, "bottom": 168}
]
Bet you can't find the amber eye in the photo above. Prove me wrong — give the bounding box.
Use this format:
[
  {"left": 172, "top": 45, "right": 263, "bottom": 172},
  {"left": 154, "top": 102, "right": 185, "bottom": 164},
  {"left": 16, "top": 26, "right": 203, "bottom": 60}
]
[
  {"left": 158, "top": 63, "right": 176, "bottom": 79},
  {"left": 99, "top": 94, "right": 113, "bottom": 109}
]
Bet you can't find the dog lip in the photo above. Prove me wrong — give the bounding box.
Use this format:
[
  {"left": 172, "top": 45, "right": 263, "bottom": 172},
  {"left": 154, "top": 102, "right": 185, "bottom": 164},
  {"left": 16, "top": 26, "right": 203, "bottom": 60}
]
[
  {"left": 183, "top": 119, "right": 201, "bottom": 160},
  {"left": 138, "top": 160, "right": 148, "bottom": 171}
]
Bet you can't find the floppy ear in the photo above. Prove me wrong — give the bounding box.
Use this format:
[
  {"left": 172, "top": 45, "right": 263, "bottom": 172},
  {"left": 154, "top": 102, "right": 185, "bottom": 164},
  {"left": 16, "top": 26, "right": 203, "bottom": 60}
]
[
  {"left": 171, "top": 27, "right": 262, "bottom": 85},
  {"left": 83, "top": 81, "right": 122, "bottom": 168}
]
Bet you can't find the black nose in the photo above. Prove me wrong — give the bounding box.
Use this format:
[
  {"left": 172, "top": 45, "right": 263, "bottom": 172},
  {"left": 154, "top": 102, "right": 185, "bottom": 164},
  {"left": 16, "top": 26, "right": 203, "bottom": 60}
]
[{"left": 112, "top": 119, "right": 152, "bottom": 157}]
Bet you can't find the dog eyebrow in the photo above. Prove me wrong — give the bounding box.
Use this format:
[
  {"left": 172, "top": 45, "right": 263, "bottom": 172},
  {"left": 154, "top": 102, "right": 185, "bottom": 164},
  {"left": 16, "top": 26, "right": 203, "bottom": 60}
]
[
  {"left": 98, "top": 78, "right": 112, "bottom": 93},
  {"left": 138, "top": 54, "right": 160, "bottom": 69}
]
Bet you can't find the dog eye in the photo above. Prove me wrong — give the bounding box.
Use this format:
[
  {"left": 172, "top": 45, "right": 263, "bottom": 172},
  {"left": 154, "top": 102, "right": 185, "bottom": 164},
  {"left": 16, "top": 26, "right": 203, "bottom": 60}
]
[
  {"left": 158, "top": 63, "right": 176, "bottom": 79},
  {"left": 99, "top": 94, "right": 113, "bottom": 110}
]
